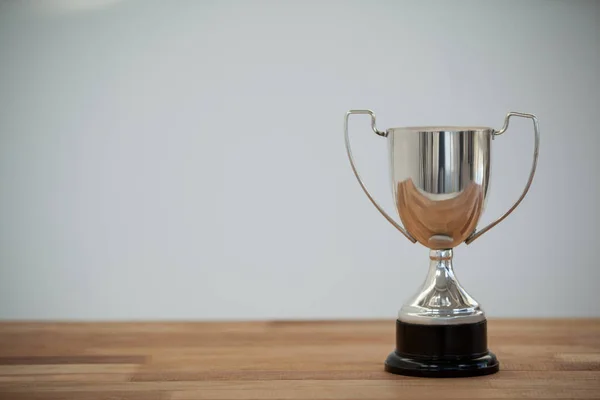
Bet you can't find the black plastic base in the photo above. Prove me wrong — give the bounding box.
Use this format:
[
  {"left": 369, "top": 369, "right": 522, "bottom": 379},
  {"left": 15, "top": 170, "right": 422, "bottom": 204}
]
[
  {"left": 385, "top": 350, "right": 499, "bottom": 378},
  {"left": 384, "top": 319, "right": 499, "bottom": 378}
]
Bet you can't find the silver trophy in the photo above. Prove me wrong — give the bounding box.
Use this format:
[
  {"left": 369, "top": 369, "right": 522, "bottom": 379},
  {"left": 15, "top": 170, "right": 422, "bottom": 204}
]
[{"left": 345, "top": 110, "right": 539, "bottom": 377}]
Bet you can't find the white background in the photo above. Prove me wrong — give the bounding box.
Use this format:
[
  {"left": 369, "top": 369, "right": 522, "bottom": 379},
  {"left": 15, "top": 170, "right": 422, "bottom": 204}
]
[{"left": 1, "top": 0, "right": 598, "bottom": 320}]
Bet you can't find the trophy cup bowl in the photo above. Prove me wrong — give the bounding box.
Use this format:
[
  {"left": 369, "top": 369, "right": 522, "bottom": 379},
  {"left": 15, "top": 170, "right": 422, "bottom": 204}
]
[{"left": 345, "top": 110, "right": 539, "bottom": 377}]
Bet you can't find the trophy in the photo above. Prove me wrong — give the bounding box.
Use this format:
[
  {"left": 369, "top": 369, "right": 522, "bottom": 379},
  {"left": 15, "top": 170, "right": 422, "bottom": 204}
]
[{"left": 344, "top": 110, "right": 539, "bottom": 377}]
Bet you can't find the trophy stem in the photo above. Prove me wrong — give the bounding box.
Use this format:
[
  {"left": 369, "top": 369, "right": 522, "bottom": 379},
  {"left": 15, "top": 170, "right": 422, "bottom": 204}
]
[{"left": 398, "top": 248, "right": 484, "bottom": 325}]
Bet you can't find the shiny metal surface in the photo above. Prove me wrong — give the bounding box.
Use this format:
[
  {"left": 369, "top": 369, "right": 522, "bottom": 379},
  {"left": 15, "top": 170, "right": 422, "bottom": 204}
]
[
  {"left": 344, "top": 110, "right": 416, "bottom": 243},
  {"left": 465, "top": 112, "right": 540, "bottom": 244},
  {"left": 345, "top": 109, "right": 539, "bottom": 248},
  {"left": 388, "top": 125, "right": 492, "bottom": 249},
  {"left": 398, "top": 249, "right": 484, "bottom": 325},
  {"left": 344, "top": 109, "right": 540, "bottom": 325}
]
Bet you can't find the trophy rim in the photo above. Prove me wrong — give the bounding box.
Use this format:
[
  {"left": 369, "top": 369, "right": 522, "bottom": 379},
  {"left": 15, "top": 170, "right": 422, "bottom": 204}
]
[{"left": 389, "top": 126, "right": 494, "bottom": 133}]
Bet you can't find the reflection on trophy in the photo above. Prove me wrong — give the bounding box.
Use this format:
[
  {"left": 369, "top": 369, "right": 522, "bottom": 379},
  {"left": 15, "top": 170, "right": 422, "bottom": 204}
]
[{"left": 345, "top": 110, "right": 539, "bottom": 377}]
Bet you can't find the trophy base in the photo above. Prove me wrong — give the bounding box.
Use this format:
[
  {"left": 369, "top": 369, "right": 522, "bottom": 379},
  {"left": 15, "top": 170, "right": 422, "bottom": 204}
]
[
  {"left": 384, "top": 319, "right": 499, "bottom": 378},
  {"left": 384, "top": 350, "right": 499, "bottom": 378}
]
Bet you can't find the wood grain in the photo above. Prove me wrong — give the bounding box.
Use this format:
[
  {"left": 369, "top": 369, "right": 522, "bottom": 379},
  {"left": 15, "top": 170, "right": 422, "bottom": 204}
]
[{"left": 0, "top": 319, "right": 598, "bottom": 399}]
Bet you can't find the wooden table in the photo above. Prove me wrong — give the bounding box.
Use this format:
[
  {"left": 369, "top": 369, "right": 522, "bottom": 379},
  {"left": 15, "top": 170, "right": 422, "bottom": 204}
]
[{"left": 0, "top": 320, "right": 598, "bottom": 399}]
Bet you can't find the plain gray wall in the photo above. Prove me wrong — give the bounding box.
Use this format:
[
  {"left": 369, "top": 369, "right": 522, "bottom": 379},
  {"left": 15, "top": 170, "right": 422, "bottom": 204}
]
[{"left": 1, "top": 0, "right": 599, "bottom": 320}]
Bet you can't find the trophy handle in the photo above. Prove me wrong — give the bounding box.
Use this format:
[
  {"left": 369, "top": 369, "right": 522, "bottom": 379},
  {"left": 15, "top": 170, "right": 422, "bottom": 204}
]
[
  {"left": 465, "top": 112, "right": 540, "bottom": 244},
  {"left": 344, "top": 110, "right": 417, "bottom": 243}
]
